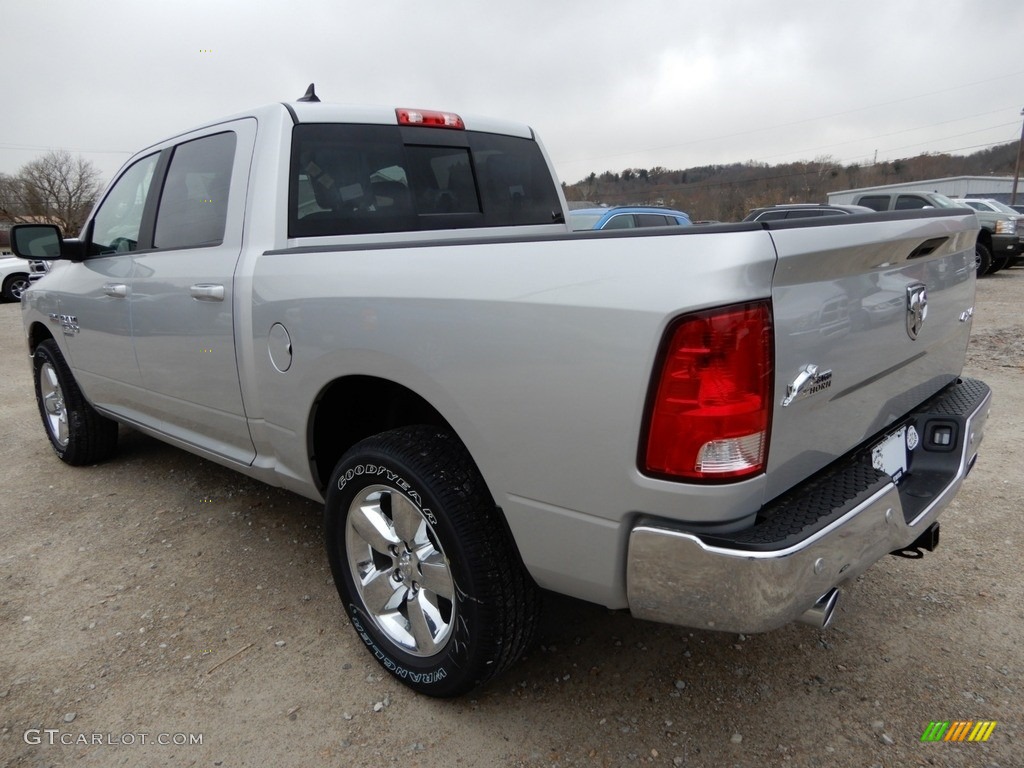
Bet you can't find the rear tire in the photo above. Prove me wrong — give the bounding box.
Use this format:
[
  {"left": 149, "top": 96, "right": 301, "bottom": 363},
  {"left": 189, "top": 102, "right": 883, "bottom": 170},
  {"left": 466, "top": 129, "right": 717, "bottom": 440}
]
[
  {"left": 33, "top": 339, "right": 118, "bottom": 465},
  {"left": 325, "top": 425, "right": 540, "bottom": 697}
]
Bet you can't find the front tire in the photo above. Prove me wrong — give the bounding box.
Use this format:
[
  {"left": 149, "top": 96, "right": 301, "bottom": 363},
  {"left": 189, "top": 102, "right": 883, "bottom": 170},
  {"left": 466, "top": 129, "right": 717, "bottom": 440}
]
[
  {"left": 975, "top": 242, "right": 992, "bottom": 277},
  {"left": 325, "top": 426, "right": 540, "bottom": 697},
  {"left": 2, "top": 273, "right": 30, "bottom": 302},
  {"left": 33, "top": 339, "right": 118, "bottom": 465}
]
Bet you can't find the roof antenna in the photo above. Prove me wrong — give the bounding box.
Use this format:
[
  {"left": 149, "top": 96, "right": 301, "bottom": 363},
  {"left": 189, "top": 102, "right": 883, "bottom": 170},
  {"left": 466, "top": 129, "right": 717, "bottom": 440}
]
[{"left": 297, "top": 83, "right": 320, "bottom": 103}]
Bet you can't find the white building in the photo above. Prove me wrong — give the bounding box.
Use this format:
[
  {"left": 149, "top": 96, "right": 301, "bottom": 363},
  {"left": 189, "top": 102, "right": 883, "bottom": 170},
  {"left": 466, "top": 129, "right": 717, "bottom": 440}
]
[{"left": 828, "top": 176, "right": 1022, "bottom": 205}]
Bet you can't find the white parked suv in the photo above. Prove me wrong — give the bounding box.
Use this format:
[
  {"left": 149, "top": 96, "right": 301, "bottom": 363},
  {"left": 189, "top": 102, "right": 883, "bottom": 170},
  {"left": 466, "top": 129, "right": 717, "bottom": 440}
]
[{"left": 1, "top": 253, "right": 38, "bottom": 302}]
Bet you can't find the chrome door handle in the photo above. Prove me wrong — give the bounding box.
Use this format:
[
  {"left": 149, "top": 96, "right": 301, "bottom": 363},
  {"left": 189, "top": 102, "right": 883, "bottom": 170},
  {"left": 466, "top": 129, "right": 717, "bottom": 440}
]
[
  {"left": 103, "top": 283, "right": 128, "bottom": 298},
  {"left": 190, "top": 284, "right": 225, "bottom": 302}
]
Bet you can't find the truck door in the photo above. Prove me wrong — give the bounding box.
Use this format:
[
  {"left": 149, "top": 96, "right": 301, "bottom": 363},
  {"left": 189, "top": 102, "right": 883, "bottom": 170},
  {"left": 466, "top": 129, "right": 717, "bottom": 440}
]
[
  {"left": 51, "top": 152, "right": 160, "bottom": 410},
  {"left": 128, "top": 119, "right": 257, "bottom": 465}
]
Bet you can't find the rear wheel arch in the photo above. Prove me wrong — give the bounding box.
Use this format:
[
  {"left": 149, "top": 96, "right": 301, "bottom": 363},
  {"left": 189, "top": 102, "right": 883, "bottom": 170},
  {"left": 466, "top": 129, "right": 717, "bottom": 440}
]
[
  {"left": 307, "top": 374, "right": 530, "bottom": 575},
  {"left": 307, "top": 375, "right": 456, "bottom": 495}
]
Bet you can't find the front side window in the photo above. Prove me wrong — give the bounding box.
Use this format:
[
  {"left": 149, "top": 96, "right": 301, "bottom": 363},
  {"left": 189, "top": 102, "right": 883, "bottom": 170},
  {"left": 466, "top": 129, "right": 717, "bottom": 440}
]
[
  {"left": 569, "top": 212, "right": 604, "bottom": 231},
  {"left": 90, "top": 153, "right": 159, "bottom": 255},
  {"left": 895, "top": 195, "right": 930, "bottom": 210},
  {"left": 602, "top": 214, "right": 636, "bottom": 229},
  {"left": 154, "top": 132, "right": 237, "bottom": 249}
]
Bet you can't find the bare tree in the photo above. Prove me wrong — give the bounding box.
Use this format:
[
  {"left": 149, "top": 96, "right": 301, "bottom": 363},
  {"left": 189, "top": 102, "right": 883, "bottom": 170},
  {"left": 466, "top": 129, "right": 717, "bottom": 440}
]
[{"left": 0, "top": 150, "right": 102, "bottom": 235}]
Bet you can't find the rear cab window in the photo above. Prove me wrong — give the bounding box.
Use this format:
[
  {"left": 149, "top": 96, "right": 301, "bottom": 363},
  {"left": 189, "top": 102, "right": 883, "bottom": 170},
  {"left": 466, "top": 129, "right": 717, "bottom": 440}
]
[{"left": 289, "top": 124, "right": 562, "bottom": 238}]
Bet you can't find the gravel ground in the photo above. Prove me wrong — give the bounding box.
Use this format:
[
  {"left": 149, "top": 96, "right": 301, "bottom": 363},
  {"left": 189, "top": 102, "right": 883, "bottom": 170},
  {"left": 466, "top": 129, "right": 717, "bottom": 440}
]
[{"left": 1, "top": 269, "right": 1021, "bottom": 768}]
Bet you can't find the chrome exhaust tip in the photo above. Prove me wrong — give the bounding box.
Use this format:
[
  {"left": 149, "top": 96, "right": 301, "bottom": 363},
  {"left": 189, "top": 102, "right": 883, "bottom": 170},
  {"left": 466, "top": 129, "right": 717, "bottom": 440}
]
[{"left": 798, "top": 587, "right": 839, "bottom": 629}]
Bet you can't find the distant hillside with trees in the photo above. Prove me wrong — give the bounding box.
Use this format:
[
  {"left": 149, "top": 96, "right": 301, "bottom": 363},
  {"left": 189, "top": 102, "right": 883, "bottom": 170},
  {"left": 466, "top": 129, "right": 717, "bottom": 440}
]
[{"left": 562, "top": 140, "right": 1021, "bottom": 222}]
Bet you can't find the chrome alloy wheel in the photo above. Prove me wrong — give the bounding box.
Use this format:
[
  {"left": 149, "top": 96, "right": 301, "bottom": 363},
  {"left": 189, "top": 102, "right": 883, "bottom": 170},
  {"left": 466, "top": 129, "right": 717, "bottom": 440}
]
[
  {"left": 345, "top": 485, "right": 455, "bottom": 657},
  {"left": 39, "top": 362, "right": 69, "bottom": 447},
  {"left": 9, "top": 276, "right": 30, "bottom": 300}
]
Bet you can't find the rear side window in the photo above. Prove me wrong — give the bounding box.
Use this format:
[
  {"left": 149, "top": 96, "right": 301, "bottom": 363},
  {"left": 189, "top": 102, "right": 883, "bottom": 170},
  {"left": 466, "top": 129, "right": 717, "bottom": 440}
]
[
  {"left": 289, "top": 123, "right": 561, "bottom": 237},
  {"left": 154, "top": 132, "right": 237, "bottom": 249},
  {"left": 857, "top": 195, "right": 890, "bottom": 212},
  {"left": 637, "top": 214, "right": 672, "bottom": 227}
]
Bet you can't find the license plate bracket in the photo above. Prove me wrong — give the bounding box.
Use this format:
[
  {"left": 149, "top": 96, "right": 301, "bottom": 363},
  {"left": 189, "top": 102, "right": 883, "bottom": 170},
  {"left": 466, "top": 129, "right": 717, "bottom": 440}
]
[{"left": 872, "top": 426, "right": 908, "bottom": 482}]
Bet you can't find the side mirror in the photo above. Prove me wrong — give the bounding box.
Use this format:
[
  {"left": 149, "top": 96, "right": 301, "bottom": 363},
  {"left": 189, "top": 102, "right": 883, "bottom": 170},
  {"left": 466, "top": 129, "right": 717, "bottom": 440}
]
[
  {"left": 10, "top": 224, "right": 86, "bottom": 261},
  {"left": 10, "top": 225, "right": 62, "bottom": 259}
]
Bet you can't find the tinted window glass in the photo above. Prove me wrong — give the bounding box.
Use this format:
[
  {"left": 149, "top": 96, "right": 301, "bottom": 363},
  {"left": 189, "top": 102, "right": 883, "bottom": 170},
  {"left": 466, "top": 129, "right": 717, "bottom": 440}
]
[
  {"left": 569, "top": 212, "right": 604, "bottom": 230},
  {"left": 405, "top": 145, "right": 480, "bottom": 214},
  {"left": 784, "top": 210, "right": 824, "bottom": 219},
  {"left": 602, "top": 214, "right": 635, "bottom": 229},
  {"left": 289, "top": 123, "right": 561, "bottom": 237},
  {"left": 755, "top": 210, "right": 788, "bottom": 221},
  {"left": 154, "top": 132, "right": 236, "bottom": 249},
  {"left": 637, "top": 214, "right": 671, "bottom": 227},
  {"left": 857, "top": 196, "right": 890, "bottom": 212},
  {"left": 894, "top": 195, "right": 931, "bottom": 210},
  {"left": 292, "top": 124, "right": 412, "bottom": 236},
  {"left": 468, "top": 132, "right": 561, "bottom": 227},
  {"left": 90, "top": 153, "right": 159, "bottom": 255}
]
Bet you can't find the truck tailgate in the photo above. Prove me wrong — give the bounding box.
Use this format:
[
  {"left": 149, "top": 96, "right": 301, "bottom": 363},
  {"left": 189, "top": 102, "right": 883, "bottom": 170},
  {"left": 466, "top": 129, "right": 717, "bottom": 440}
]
[{"left": 764, "top": 210, "right": 978, "bottom": 501}]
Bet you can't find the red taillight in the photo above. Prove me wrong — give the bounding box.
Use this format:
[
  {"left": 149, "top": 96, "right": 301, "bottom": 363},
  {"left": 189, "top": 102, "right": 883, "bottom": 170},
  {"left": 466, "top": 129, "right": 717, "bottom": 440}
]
[
  {"left": 643, "top": 301, "right": 773, "bottom": 482},
  {"left": 396, "top": 108, "right": 465, "bottom": 130}
]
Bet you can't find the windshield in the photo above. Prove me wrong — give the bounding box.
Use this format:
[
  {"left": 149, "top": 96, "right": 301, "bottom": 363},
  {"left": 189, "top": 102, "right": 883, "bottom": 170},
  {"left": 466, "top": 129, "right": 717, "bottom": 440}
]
[
  {"left": 982, "top": 200, "right": 1021, "bottom": 215},
  {"left": 926, "top": 193, "right": 958, "bottom": 208},
  {"left": 569, "top": 212, "right": 605, "bottom": 230}
]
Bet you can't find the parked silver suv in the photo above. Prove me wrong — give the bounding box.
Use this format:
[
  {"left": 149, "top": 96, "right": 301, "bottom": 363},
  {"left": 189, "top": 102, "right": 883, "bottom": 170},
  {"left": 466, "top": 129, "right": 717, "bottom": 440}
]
[{"left": 742, "top": 203, "right": 874, "bottom": 222}]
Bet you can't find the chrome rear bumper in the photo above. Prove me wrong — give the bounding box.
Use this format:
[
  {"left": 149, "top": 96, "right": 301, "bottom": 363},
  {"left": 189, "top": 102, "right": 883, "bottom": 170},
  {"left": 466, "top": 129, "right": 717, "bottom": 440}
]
[{"left": 626, "top": 377, "right": 991, "bottom": 633}]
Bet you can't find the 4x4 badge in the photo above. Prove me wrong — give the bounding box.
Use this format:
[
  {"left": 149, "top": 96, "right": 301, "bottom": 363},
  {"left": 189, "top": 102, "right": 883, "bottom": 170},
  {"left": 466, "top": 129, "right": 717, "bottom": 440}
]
[{"left": 906, "top": 283, "right": 928, "bottom": 340}]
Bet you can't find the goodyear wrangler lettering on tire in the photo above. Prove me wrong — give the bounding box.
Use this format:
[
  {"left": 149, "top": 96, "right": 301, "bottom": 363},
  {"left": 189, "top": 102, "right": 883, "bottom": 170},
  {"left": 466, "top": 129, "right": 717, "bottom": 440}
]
[
  {"left": 350, "top": 610, "right": 449, "bottom": 684},
  {"left": 325, "top": 425, "right": 541, "bottom": 697},
  {"left": 337, "top": 464, "right": 408, "bottom": 492},
  {"left": 337, "top": 465, "right": 435, "bottom": 523}
]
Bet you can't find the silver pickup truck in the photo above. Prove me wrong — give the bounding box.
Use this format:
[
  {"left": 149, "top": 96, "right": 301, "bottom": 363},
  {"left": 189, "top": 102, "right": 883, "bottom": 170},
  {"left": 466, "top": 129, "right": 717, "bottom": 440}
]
[{"left": 12, "top": 90, "right": 991, "bottom": 697}]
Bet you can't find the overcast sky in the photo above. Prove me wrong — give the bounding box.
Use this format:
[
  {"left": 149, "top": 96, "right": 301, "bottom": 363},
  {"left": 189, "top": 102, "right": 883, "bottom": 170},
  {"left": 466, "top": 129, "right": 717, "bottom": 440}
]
[{"left": 5, "top": 0, "right": 1024, "bottom": 187}]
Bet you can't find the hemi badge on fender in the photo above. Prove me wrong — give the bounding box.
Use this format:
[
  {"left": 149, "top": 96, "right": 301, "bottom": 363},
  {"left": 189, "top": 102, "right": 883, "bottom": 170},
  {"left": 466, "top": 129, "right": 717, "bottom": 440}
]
[{"left": 781, "top": 364, "right": 833, "bottom": 407}]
